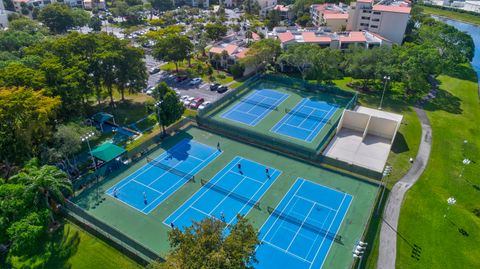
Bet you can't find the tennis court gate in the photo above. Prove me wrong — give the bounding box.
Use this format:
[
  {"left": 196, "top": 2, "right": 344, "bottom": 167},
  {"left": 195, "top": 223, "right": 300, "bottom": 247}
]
[{"left": 62, "top": 200, "right": 162, "bottom": 265}]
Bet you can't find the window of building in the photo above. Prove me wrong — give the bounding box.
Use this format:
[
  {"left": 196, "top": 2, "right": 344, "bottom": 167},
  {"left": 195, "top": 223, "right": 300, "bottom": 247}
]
[
  {"left": 370, "top": 25, "right": 378, "bottom": 28},
  {"left": 372, "top": 18, "right": 380, "bottom": 22},
  {"left": 373, "top": 11, "right": 381, "bottom": 15},
  {"left": 361, "top": 16, "right": 370, "bottom": 20}
]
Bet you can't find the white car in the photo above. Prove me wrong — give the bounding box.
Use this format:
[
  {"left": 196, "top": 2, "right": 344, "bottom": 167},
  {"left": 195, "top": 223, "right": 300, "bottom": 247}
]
[
  {"left": 188, "top": 77, "right": 202, "bottom": 86},
  {"left": 184, "top": 96, "right": 195, "bottom": 107},
  {"left": 198, "top": 101, "right": 211, "bottom": 110}
]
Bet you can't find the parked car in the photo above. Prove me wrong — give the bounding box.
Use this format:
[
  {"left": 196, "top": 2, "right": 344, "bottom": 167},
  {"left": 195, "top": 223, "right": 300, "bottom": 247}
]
[
  {"left": 184, "top": 96, "right": 195, "bottom": 107},
  {"left": 210, "top": 83, "right": 221, "bottom": 91},
  {"left": 188, "top": 77, "right": 202, "bottom": 86},
  {"left": 149, "top": 67, "right": 160, "bottom": 74},
  {"left": 190, "top": 97, "right": 205, "bottom": 109},
  {"left": 176, "top": 76, "right": 188, "bottom": 82},
  {"left": 217, "top": 86, "right": 229, "bottom": 93},
  {"left": 180, "top": 95, "right": 190, "bottom": 104},
  {"left": 198, "top": 101, "right": 211, "bottom": 110}
]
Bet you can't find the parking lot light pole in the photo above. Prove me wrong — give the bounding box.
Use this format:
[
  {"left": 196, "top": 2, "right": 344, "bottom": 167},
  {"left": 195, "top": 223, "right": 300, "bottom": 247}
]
[
  {"left": 155, "top": 100, "right": 165, "bottom": 137},
  {"left": 81, "top": 132, "right": 100, "bottom": 204},
  {"left": 379, "top": 76, "right": 391, "bottom": 110}
]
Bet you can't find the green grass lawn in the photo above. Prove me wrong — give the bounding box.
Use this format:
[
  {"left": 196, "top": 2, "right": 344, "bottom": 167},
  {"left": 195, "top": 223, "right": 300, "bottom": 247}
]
[
  {"left": 396, "top": 66, "right": 480, "bottom": 268},
  {"left": 420, "top": 5, "right": 480, "bottom": 25},
  {"left": 10, "top": 221, "right": 141, "bottom": 269},
  {"left": 160, "top": 58, "right": 235, "bottom": 84}
]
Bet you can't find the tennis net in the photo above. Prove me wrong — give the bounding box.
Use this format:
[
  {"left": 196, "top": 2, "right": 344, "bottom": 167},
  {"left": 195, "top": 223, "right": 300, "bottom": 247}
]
[
  {"left": 201, "top": 179, "right": 260, "bottom": 209},
  {"left": 240, "top": 98, "right": 277, "bottom": 111},
  {"left": 285, "top": 108, "right": 331, "bottom": 124},
  {"left": 267, "top": 206, "right": 342, "bottom": 243},
  {"left": 146, "top": 157, "right": 195, "bottom": 182}
]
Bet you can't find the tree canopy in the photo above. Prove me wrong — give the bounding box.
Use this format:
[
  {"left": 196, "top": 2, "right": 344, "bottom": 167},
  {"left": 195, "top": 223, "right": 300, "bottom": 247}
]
[
  {"left": 152, "top": 34, "right": 193, "bottom": 72},
  {"left": 153, "top": 216, "right": 260, "bottom": 268},
  {"left": 37, "top": 4, "right": 89, "bottom": 34}
]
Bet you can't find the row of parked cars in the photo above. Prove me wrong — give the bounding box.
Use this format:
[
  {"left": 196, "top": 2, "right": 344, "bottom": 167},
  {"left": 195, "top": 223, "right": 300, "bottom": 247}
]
[{"left": 180, "top": 96, "right": 211, "bottom": 110}]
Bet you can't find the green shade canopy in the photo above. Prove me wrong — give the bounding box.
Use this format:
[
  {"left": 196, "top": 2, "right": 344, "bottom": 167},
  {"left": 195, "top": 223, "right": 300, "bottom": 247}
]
[
  {"left": 92, "top": 112, "right": 114, "bottom": 123},
  {"left": 90, "top": 143, "right": 126, "bottom": 162}
]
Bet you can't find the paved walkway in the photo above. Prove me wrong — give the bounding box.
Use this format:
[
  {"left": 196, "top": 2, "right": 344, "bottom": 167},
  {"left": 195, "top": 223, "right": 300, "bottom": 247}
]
[{"left": 377, "top": 106, "right": 432, "bottom": 269}]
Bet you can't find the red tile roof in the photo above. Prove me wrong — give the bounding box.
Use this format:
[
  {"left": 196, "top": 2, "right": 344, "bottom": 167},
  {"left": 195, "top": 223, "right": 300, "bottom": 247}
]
[
  {"left": 273, "top": 5, "right": 289, "bottom": 12},
  {"left": 302, "top": 32, "right": 331, "bottom": 43},
  {"left": 251, "top": 32, "right": 261, "bottom": 41},
  {"left": 339, "top": 32, "right": 367, "bottom": 43},
  {"left": 372, "top": 5, "right": 411, "bottom": 14},
  {"left": 209, "top": 44, "right": 239, "bottom": 56},
  {"left": 236, "top": 48, "right": 250, "bottom": 59},
  {"left": 357, "top": 0, "right": 374, "bottom": 3},
  {"left": 277, "top": 32, "right": 295, "bottom": 43}
]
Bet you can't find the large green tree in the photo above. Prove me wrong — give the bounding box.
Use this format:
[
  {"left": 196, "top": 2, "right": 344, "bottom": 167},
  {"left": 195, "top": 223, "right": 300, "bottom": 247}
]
[
  {"left": 242, "top": 39, "right": 281, "bottom": 74},
  {"left": 152, "top": 34, "right": 193, "bottom": 73},
  {"left": 278, "top": 44, "right": 318, "bottom": 81},
  {"left": 0, "top": 87, "right": 60, "bottom": 177},
  {"left": 205, "top": 23, "right": 228, "bottom": 41},
  {"left": 10, "top": 158, "right": 72, "bottom": 222},
  {"left": 153, "top": 82, "right": 184, "bottom": 136},
  {"left": 37, "top": 3, "right": 79, "bottom": 34},
  {"left": 149, "top": 0, "right": 173, "bottom": 11},
  {"left": 153, "top": 216, "right": 259, "bottom": 268}
]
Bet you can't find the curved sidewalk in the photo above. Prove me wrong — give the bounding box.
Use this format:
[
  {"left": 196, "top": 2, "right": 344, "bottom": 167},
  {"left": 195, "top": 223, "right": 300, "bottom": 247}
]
[{"left": 377, "top": 107, "right": 432, "bottom": 269}]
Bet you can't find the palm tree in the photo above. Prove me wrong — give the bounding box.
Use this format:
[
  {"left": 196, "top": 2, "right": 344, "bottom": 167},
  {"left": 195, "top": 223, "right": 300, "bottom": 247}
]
[{"left": 11, "top": 159, "right": 73, "bottom": 223}]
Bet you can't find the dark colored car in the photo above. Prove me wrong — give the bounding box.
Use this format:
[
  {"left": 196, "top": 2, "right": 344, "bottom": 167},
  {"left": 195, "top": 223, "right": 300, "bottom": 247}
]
[
  {"left": 210, "top": 83, "right": 221, "bottom": 91},
  {"left": 176, "top": 76, "right": 188, "bottom": 82},
  {"left": 217, "top": 86, "right": 228, "bottom": 93}
]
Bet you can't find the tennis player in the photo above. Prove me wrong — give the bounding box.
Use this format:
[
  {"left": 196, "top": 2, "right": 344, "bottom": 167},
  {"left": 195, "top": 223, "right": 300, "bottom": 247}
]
[{"left": 143, "top": 192, "right": 147, "bottom": 205}]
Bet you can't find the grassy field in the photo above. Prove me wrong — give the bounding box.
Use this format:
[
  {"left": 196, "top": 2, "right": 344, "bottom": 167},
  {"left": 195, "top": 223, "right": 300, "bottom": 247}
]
[
  {"left": 10, "top": 221, "right": 141, "bottom": 269},
  {"left": 420, "top": 5, "right": 480, "bottom": 25},
  {"left": 74, "top": 125, "right": 378, "bottom": 269},
  {"left": 396, "top": 66, "right": 480, "bottom": 268}
]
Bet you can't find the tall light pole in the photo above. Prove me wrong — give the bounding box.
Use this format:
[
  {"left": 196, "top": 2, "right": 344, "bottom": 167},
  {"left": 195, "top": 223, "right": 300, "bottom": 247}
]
[
  {"left": 379, "top": 76, "right": 390, "bottom": 110},
  {"left": 377, "top": 165, "right": 392, "bottom": 215},
  {"left": 155, "top": 100, "right": 165, "bottom": 138},
  {"left": 81, "top": 132, "right": 100, "bottom": 205}
]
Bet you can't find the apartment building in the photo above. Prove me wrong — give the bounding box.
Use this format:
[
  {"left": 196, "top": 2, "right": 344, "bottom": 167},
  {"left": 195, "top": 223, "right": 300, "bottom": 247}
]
[
  {"left": 12, "top": 0, "right": 83, "bottom": 13},
  {"left": 347, "top": 0, "right": 411, "bottom": 44},
  {"left": 310, "top": 3, "right": 349, "bottom": 31},
  {"left": 271, "top": 4, "right": 293, "bottom": 21},
  {"left": 208, "top": 35, "right": 256, "bottom": 75},
  {"left": 269, "top": 26, "right": 392, "bottom": 50},
  {"left": 83, "top": 0, "right": 106, "bottom": 10},
  {"left": 0, "top": 0, "right": 7, "bottom": 28}
]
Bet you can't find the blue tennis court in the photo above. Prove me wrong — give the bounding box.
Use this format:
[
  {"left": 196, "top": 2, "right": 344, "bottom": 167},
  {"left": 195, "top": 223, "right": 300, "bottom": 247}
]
[
  {"left": 256, "top": 178, "right": 352, "bottom": 269},
  {"left": 105, "top": 138, "right": 221, "bottom": 214},
  {"left": 271, "top": 99, "right": 338, "bottom": 142},
  {"left": 164, "top": 156, "right": 281, "bottom": 228},
  {"left": 221, "top": 89, "right": 289, "bottom": 126}
]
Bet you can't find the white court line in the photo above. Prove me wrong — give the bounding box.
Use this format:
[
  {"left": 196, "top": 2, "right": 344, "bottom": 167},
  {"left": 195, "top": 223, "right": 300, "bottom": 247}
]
[
  {"left": 163, "top": 157, "right": 243, "bottom": 226},
  {"left": 283, "top": 122, "right": 313, "bottom": 132},
  {"left": 260, "top": 180, "right": 306, "bottom": 243},
  {"left": 249, "top": 93, "right": 289, "bottom": 126},
  {"left": 261, "top": 240, "right": 312, "bottom": 264},
  {"left": 270, "top": 98, "right": 308, "bottom": 133},
  {"left": 304, "top": 106, "right": 335, "bottom": 142},
  {"left": 225, "top": 169, "right": 282, "bottom": 227},
  {"left": 143, "top": 149, "right": 221, "bottom": 214},
  {"left": 304, "top": 209, "right": 333, "bottom": 259},
  {"left": 229, "top": 170, "right": 265, "bottom": 185},
  {"left": 286, "top": 202, "right": 316, "bottom": 252},
  {"left": 131, "top": 179, "right": 163, "bottom": 194},
  {"left": 309, "top": 193, "right": 347, "bottom": 269},
  {"left": 296, "top": 194, "right": 339, "bottom": 212},
  {"left": 109, "top": 138, "right": 193, "bottom": 192},
  {"left": 317, "top": 195, "right": 353, "bottom": 269}
]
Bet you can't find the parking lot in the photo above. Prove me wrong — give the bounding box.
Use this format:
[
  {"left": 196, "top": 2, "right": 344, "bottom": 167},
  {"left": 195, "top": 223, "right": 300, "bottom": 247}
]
[{"left": 145, "top": 57, "right": 228, "bottom": 104}]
